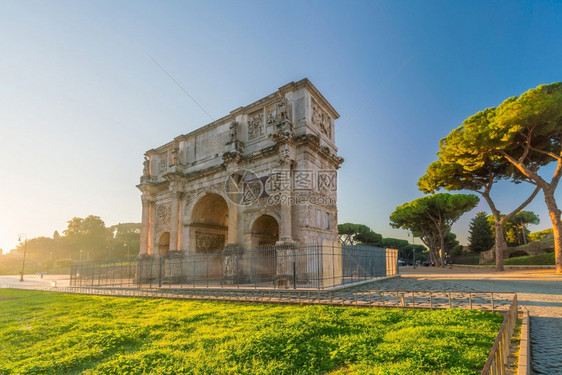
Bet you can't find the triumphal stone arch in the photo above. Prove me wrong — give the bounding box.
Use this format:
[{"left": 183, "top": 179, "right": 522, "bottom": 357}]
[{"left": 137, "top": 78, "right": 345, "bottom": 286}]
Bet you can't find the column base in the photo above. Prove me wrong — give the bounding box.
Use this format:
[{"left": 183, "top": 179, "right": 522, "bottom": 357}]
[
  {"left": 163, "top": 251, "right": 185, "bottom": 284},
  {"left": 274, "top": 242, "right": 297, "bottom": 289}
]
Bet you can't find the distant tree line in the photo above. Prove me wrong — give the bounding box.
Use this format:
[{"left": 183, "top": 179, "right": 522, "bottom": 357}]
[
  {"left": 0, "top": 215, "right": 140, "bottom": 274},
  {"left": 338, "top": 223, "right": 428, "bottom": 263}
]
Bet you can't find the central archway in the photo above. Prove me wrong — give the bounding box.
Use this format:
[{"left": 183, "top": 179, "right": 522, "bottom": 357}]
[{"left": 190, "top": 193, "right": 229, "bottom": 253}]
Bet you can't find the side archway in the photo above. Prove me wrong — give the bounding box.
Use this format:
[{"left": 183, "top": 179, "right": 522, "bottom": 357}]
[
  {"left": 158, "top": 232, "right": 170, "bottom": 256},
  {"left": 251, "top": 214, "right": 279, "bottom": 247}
]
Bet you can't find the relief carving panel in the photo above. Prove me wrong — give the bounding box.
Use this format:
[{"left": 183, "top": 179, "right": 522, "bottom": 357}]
[
  {"left": 248, "top": 111, "right": 264, "bottom": 140},
  {"left": 159, "top": 151, "right": 168, "bottom": 174},
  {"left": 312, "top": 100, "right": 331, "bottom": 138},
  {"left": 267, "top": 98, "right": 290, "bottom": 125},
  {"left": 196, "top": 232, "right": 225, "bottom": 253}
]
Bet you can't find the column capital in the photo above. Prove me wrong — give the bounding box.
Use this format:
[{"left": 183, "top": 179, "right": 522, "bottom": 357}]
[{"left": 141, "top": 194, "right": 155, "bottom": 204}]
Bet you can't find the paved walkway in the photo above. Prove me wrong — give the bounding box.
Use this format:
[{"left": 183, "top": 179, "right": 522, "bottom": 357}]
[
  {"left": 0, "top": 274, "right": 70, "bottom": 287},
  {"left": 375, "top": 267, "right": 562, "bottom": 375}
]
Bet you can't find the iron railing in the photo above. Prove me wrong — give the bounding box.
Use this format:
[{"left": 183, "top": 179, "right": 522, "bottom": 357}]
[
  {"left": 0, "top": 283, "right": 514, "bottom": 312},
  {"left": 69, "top": 244, "right": 398, "bottom": 290},
  {"left": 481, "top": 294, "right": 519, "bottom": 375}
]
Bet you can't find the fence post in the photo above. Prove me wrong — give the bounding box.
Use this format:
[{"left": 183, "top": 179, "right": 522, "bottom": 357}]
[
  {"left": 138, "top": 259, "right": 142, "bottom": 288},
  {"left": 293, "top": 261, "right": 296, "bottom": 289}
]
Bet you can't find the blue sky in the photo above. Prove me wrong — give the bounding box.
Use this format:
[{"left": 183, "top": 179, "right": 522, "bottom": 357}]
[{"left": 1, "top": 0, "right": 561, "bottom": 253}]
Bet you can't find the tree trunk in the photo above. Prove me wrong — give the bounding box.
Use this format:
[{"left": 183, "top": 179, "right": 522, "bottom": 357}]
[
  {"left": 428, "top": 247, "right": 435, "bottom": 264},
  {"left": 495, "top": 221, "right": 507, "bottom": 271},
  {"left": 479, "top": 187, "right": 540, "bottom": 272},
  {"left": 439, "top": 233, "right": 446, "bottom": 267},
  {"left": 543, "top": 187, "right": 562, "bottom": 274},
  {"left": 430, "top": 247, "right": 438, "bottom": 265}
]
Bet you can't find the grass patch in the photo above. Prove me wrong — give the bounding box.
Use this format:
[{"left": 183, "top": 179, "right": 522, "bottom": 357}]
[
  {"left": 504, "top": 252, "right": 555, "bottom": 265},
  {"left": 0, "top": 289, "right": 503, "bottom": 374},
  {"left": 485, "top": 252, "right": 555, "bottom": 265}
]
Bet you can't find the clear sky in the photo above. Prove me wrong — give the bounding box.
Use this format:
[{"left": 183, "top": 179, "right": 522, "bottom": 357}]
[{"left": 1, "top": 0, "right": 561, "bottom": 253}]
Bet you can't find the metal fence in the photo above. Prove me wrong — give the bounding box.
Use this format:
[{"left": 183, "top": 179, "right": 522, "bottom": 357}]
[
  {"left": 70, "top": 244, "right": 398, "bottom": 290},
  {"left": 0, "top": 283, "right": 514, "bottom": 312},
  {"left": 481, "top": 294, "right": 519, "bottom": 375}
]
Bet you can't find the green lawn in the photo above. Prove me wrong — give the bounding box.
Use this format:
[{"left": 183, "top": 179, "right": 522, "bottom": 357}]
[
  {"left": 0, "top": 289, "right": 503, "bottom": 375},
  {"left": 503, "top": 252, "right": 555, "bottom": 265},
  {"left": 484, "top": 252, "right": 555, "bottom": 266}
]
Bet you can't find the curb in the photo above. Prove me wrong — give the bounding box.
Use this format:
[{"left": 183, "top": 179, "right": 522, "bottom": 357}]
[{"left": 518, "top": 309, "right": 531, "bottom": 375}]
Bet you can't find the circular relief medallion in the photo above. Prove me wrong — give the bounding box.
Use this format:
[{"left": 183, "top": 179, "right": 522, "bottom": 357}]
[{"left": 156, "top": 205, "right": 168, "bottom": 221}]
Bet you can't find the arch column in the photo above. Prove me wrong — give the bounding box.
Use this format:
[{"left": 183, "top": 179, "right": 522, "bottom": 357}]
[
  {"left": 149, "top": 200, "right": 156, "bottom": 256},
  {"left": 279, "top": 198, "right": 292, "bottom": 242},
  {"left": 227, "top": 203, "right": 239, "bottom": 246},
  {"left": 169, "top": 191, "right": 181, "bottom": 251},
  {"left": 278, "top": 160, "right": 294, "bottom": 244},
  {"left": 139, "top": 195, "right": 151, "bottom": 256}
]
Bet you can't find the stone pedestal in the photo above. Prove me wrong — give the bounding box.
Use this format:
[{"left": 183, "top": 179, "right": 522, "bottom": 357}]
[
  {"left": 321, "top": 240, "right": 342, "bottom": 288},
  {"left": 274, "top": 242, "right": 296, "bottom": 288},
  {"left": 222, "top": 244, "right": 246, "bottom": 285},
  {"left": 135, "top": 254, "right": 156, "bottom": 283},
  {"left": 163, "top": 251, "right": 185, "bottom": 284}
]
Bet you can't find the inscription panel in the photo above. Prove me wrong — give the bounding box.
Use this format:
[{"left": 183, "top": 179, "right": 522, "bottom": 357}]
[{"left": 196, "top": 130, "right": 230, "bottom": 160}]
